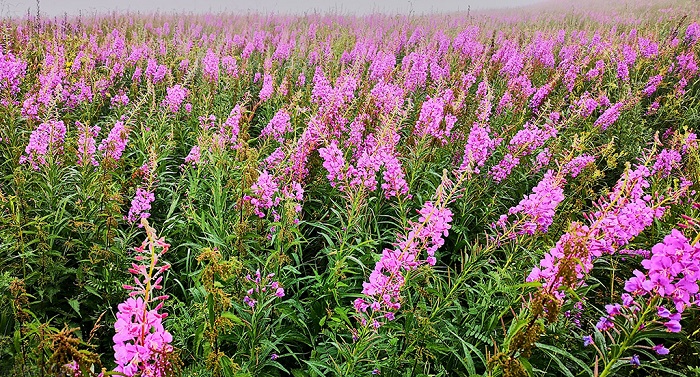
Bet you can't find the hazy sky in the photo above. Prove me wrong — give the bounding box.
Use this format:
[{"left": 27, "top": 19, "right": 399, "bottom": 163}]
[{"left": 0, "top": 0, "right": 545, "bottom": 17}]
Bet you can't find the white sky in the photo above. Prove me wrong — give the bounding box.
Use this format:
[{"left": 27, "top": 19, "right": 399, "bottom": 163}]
[{"left": 0, "top": 0, "right": 546, "bottom": 17}]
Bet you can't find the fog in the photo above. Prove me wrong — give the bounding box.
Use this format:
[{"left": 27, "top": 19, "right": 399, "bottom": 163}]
[{"left": 0, "top": 0, "right": 545, "bottom": 18}]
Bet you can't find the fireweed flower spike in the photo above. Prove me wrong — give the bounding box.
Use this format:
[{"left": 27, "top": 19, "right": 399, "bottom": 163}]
[
  {"left": 20, "top": 120, "right": 67, "bottom": 170},
  {"left": 494, "top": 170, "right": 566, "bottom": 237},
  {"left": 75, "top": 121, "right": 100, "bottom": 167},
  {"left": 113, "top": 219, "right": 175, "bottom": 376},
  {"left": 98, "top": 121, "right": 129, "bottom": 162},
  {"left": 355, "top": 169, "right": 466, "bottom": 328},
  {"left": 592, "top": 228, "right": 700, "bottom": 377}
]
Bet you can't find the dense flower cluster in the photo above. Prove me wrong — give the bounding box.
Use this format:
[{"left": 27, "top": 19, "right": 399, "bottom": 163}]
[
  {"left": 651, "top": 149, "right": 682, "bottom": 177},
  {"left": 259, "top": 73, "right": 274, "bottom": 101},
  {"left": 563, "top": 154, "right": 596, "bottom": 178},
  {"left": 247, "top": 170, "right": 280, "bottom": 218},
  {"left": 5, "top": 6, "right": 700, "bottom": 376},
  {"left": 113, "top": 222, "right": 174, "bottom": 376},
  {"left": 162, "top": 84, "right": 188, "bottom": 113},
  {"left": 625, "top": 229, "right": 700, "bottom": 316},
  {"left": 0, "top": 47, "right": 27, "bottom": 95},
  {"left": 594, "top": 101, "right": 624, "bottom": 130},
  {"left": 584, "top": 228, "right": 700, "bottom": 369},
  {"left": 126, "top": 188, "right": 156, "bottom": 224},
  {"left": 414, "top": 90, "right": 457, "bottom": 144},
  {"left": 355, "top": 196, "right": 454, "bottom": 326},
  {"left": 260, "top": 109, "right": 292, "bottom": 143},
  {"left": 202, "top": 49, "right": 219, "bottom": 83},
  {"left": 19, "top": 120, "right": 67, "bottom": 170},
  {"left": 98, "top": 121, "right": 130, "bottom": 162},
  {"left": 527, "top": 164, "right": 668, "bottom": 294},
  {"left": 495, "top": 170, "right": 566, "bottom": 236},
  {"left": 183, "top": 145, "right": 201, "bottom": 166},
  {"left": 318, "top": 119, "right": 410, "bottom": 199}
]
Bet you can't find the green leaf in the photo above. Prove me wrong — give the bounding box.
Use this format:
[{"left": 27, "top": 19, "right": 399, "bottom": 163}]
[
  {"left": 221, "top": 311, "right": 244, "bottom": 326},
  {"left": 536, "top": 342, "right": 593, "bottom": 376},
  {"left": 68, "top": 298, "right": 81, "bottom": 318}
]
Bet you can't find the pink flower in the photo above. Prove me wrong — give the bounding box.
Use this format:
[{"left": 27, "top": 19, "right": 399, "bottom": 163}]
[
  {"left": 126, "top": 188, "right": 155, "bottom": 224},
  {"left": 202, "top": 49, "right": 219, "bottom": 83},
  {"left": 653, "top": 344, "right": 670, "bottom": 355},
  {"left": 259, "top": 73, "right": 274, "bottom": 101},
  {"left": 161, "top": 84, "right": 188, "bottom": 113},
  {"left": 76, "top": 121, "right": 100, "bottom": 167},
  {"left": 113, "top": 225, "right": 173, "bottom": 376},
  {"left": 98, "top": 121, "right": 129, "bottom": 162},
  {"left": 20, "top": 120, "right": 67, "bottom": 170},
  {"left": 260, "top": 109, "right": 292, "bottom": 143},
  {"left": 501, "top": 170, "right": 565, "bottom": 235}
]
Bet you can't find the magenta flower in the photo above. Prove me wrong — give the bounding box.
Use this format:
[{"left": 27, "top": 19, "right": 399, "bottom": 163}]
[
  {"left": 259, "top": 73, "right": 274, "bottom": 101},
  {"left": 202, "top": 49, "right": 219, "bottom": 83},
  {"left": 664, "top": 320, "right": 681, "bottom": 333},
  {"left": 184, "top": 145, "right": 201, "bottom": 166},
  {"left": 113, "top": 222, "right": 173, "bottom": 376},
  {"left": 629, "top": 354, "right": 641, "bottom": 367},
  {"left": 98, "top": 121, "right": 129, "bottom": 162},
  {"left": 76, "top": 121, "right": 100, "bottom": 167},
  {"left": 126, "top": 188, "right": 155, "bottom": 225},
  {"left": 0, "top": 48, "right": 27, "bottom": 95},
  {"left": 652, "top": 344, "right": 669, "bottom": 355},
  {"left": 260, "top": 109, "right": 292, "bottom": 143},
  {"left": 357, "top": 199, "right": 453, "bottom": 325},
  {"left": 20, "top": 120, "right": 67, "bottom": 170},
  {"left": 161, "top": 84, "right": 188, "bottom": 113},
  {"left": 500, "top": 170, "right": 565, "bottom": 235}
]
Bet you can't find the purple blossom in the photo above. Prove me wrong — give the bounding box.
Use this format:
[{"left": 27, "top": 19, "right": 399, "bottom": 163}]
[
  {"left": 642, "top": 75, "right": 663, "bottom": 97},
  {"left": 503, "top": 170, "right": 566, "bottom": 235},
  {"left": 318, "top": 140, "right": 345, "bottom": 189},
  {"left": 259, "top": 73, "right": 274, "bottom": 101},
  {"left": 414, "top": 91, "right": 455, "bottom": 143},
  {"left": 686, "top": 22, "right": 700, "bottom": 45},
  {"left": 460, "top": 123, "right": 500, "bottom": 174},
  {"left": 20, "top": 120, "right": 67, "bottom": 170},
  {"left": 184, "top": 146, "right": 201, "bottom": 166},
  {"left": 319, "top": 141, "right": 347, "bottom": 188},
  {"left": 145, "top": 58, "right": 167, "bottom": 84},
  {"left": 161, "top": 84, "right": 188, "bottom": 113},
  {"left": 126, "top": 188, "right": 155, "bottom": 224},
  {"left": 594, "top": 102, "right": 624, "bottom": 130},
  {"left": 76, "top": 121, "right": 100, "bottom": 167},
  {"left": 98, "top": 121, "right": 129, "bottom": 162},
  {"left": 626, "top": 229, "right": 700, "bottom": 313},
  {"left": 652, "top": 344, "right": 669, "bottom": 355},
  {"left": 629, "top": 354, "right": 640, "bottom": 367},
  {"left": 0, "top": 48, "right": 27, "bottom": 95},
  {"left": 202, "top": 49, "right": 219, "bottom": 83},
  {"left": 490, "top": 153, "right": 520, "bottom": 183},
  {"left": 596, "top": 316, "right": 615, "bottom": 332},
  {"left": 260, "top": 109, "right": 291, "bottom": 143},
  {"left": 528, "top": 165, "right": 664, "bottom": 294},
  {"left": 246, "top": 170, "right": 280, "bottom": 218},
  {"left": 114, "top": 232, "right": 173, "bottom": 376},
  {"left": 651, "top": 149, "right": 681, "bottom": 177},
  {"left": 563, "top": 154, "right": 595, "bottom": 178},
  {"left": 358, "top": 199, "right": 453, "bottom": 325}
]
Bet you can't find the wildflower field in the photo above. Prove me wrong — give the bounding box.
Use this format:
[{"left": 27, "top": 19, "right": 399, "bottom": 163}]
[{"left": 1, "top": 0, "right": 700, "bottom": 375}]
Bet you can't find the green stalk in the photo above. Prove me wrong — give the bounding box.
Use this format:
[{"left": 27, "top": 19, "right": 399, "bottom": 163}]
[{"left": 598, "top": 296, "right": 659, "bottom": 377}]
